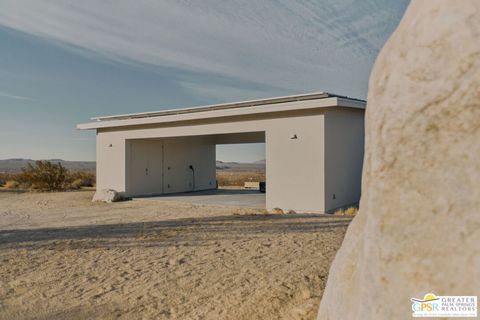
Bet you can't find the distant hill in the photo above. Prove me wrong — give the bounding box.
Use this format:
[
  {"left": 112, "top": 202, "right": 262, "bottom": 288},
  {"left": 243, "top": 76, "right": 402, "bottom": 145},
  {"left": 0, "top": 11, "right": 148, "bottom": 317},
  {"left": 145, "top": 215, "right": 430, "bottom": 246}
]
[
  {"left": 0, "top": 159, "right": 265, "bottom": 173},
  {"left": 0, "top": 159, "right": 96, "bottom": 173},
  {"left": 216, "top": 160, "right": 265, "bottom": 172}
]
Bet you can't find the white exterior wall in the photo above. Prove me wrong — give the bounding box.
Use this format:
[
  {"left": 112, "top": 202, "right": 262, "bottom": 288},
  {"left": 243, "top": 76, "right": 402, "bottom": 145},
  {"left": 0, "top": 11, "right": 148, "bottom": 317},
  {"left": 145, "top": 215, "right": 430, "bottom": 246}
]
[
  {"left": 96, "top": 132, "right": 127, "bottom": 192},
  {"left": 265, "top": 114, "right": 325, "bottom": 212},
  {"left": 324, "top": 108, "right": 365, "bottom": 212}
]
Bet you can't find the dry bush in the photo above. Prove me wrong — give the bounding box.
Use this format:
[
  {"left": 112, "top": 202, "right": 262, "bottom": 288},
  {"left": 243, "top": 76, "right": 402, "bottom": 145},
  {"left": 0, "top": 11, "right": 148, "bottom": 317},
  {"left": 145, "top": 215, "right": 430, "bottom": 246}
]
[
  {"left": 69, "top": 179, "right": 84, "bottom": 190},
  {"left": 334, "top": 207, "right": 358, "bottom": 215},
  {"left": 68, "top": 171, "right": 96, "bottom": 188},
  {"left": 217, "top": 171, "right": 266, "bottom": 187},
  {"left": 0, "top": 174, "right": 8, "bottom": 186},
  {"left": 18, "top": 160, "right": 70, "bottom": 191},
  {"left": 4, "top": 180, "right": 19, "bottom": 189}
]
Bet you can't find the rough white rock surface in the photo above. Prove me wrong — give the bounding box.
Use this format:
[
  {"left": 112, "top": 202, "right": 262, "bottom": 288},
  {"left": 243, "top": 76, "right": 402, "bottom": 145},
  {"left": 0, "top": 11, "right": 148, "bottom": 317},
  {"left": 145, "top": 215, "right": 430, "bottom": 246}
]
[
  {"left": 92, "top": 189, "right": 122, "bottom": 203},
  {"left": 318, "top": 1, "right": 480, "bottom": 319}
]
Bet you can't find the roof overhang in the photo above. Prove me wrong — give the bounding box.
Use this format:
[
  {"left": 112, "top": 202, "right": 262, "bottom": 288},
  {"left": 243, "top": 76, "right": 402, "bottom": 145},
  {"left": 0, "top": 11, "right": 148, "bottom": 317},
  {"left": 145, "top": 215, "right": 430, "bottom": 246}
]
[{"left": 77, "top": 92, "right": 365, "bottom": 130}]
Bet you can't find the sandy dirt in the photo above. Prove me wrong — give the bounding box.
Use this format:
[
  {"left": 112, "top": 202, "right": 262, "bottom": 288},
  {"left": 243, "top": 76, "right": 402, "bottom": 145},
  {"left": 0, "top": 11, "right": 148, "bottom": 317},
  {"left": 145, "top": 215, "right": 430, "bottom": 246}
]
[{"left": 0, "top": 191, "right": 351, "bottom": 320}]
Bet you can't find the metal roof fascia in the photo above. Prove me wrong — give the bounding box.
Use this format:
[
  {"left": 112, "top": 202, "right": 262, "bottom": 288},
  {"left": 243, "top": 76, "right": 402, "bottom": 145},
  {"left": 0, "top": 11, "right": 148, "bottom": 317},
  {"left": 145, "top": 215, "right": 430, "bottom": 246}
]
[
  {"left": 91, "top": 92, "right": 330, "bottom": 122},
  {"left": 77, "top": 96, "right": 345, "bottom": 130}
]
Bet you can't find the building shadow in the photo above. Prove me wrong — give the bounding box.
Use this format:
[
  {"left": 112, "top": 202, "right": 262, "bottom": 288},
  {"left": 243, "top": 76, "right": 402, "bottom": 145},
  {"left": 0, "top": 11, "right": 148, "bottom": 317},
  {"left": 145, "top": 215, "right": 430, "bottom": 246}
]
[{"left": 0, "top": 214, "right": 352, "bottom": 250}]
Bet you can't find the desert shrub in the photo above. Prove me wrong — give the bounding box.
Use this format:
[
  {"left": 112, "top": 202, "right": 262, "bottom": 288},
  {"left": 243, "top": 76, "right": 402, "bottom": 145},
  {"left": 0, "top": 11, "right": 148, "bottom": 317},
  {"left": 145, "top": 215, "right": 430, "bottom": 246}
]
[
  {"left": 4, "top": 180, "right": 19, "bottom": 189},
  {"left": 0, "top": 173, "right": 13, "bottom": 186},
  {"left": 68, "top": 171, "right": 96, "bottom": 188},
  {"left": 19, "top": 160, "right": 70, "bottom": 191},
  {"left": 216, "top": 171, "right": 266, "bottom": 187},
  {"left": 69, "top": 179, "right": 84, "bottom": 190}
]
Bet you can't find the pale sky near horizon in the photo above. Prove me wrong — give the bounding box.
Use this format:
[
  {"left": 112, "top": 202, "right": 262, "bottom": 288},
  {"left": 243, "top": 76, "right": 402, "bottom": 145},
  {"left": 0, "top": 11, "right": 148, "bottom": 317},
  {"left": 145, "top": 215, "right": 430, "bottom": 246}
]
[{"left": 0, "top": 0, "right": 409, "bottom": 162}]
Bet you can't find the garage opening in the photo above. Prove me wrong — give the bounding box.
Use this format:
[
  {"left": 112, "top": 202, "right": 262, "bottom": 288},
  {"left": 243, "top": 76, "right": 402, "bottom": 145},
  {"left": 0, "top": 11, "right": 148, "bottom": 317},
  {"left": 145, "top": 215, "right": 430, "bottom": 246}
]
[
  {"left": 214, "top": 131, "right": 265, "bottom": 193},
  {"left": 216, "top": 143, "right": 265, "bottom": 192}
]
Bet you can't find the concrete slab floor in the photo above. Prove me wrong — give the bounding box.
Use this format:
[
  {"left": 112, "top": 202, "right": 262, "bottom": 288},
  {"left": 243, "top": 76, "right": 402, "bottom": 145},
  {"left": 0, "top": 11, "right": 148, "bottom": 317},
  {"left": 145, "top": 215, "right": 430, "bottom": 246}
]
[{"left": 132, "top": 188, "right": 265, "bottom": 209}]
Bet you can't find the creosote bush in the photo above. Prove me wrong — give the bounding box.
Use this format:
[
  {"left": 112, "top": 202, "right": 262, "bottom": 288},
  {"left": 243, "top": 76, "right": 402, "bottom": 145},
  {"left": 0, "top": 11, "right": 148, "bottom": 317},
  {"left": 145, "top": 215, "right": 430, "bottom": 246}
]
[
  {"left": 4, "top": 180, "right": 19, "bottom": 189},
  {"left": 0, "top": 173, "right": 10, "bottom": 186},
  {"left": 68, "top": 171, "right": 96, "bottom": 189},
  {"left": 19, "top": 161, "right": 70, "bottom": 191}
]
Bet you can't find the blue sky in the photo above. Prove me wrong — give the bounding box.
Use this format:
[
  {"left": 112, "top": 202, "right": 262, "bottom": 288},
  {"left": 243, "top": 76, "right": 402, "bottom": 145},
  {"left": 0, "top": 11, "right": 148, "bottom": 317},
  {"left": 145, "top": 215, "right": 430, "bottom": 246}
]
[{"left": 0, "top": 0, "right": 409, "bottom": 162}]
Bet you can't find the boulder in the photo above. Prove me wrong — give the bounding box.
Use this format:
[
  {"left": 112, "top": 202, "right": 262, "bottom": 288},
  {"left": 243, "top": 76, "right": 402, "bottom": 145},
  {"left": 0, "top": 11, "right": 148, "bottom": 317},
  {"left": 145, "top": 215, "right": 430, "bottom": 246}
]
[
  {"left": 92, "top": 189, "right": 122, "bottom": 203},
  {"left": 318, "top": 1, "right": 480, "bottom": 319}
]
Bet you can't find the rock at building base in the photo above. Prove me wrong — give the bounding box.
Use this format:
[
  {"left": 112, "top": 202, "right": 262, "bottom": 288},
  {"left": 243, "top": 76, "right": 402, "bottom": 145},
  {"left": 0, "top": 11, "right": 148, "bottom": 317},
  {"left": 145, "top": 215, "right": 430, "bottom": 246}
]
[{"left": 92, "top": 189, "right": 122, "bottom": 203}]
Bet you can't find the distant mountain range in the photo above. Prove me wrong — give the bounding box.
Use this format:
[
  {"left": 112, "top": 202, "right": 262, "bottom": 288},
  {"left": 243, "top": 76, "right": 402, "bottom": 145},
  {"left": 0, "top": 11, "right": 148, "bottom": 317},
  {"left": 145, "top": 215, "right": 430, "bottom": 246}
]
[
  {"left": 0, "top": 159, "right": 265, "bottom": 173},
  {"left": 215, "top": 160, "right": 265, "bottom": 172}
]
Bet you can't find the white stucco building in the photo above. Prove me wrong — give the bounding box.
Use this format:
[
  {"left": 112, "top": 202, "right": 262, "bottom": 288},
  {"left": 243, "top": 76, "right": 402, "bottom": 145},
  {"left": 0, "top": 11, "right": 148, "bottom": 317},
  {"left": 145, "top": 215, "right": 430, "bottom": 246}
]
[{"left": 78, "top": 92, "right": 365, "bottom": 213}]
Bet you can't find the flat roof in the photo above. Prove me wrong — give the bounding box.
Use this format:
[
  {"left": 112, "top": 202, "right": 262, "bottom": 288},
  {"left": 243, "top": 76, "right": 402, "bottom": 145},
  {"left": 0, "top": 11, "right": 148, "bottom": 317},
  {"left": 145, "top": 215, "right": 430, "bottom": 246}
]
[{"left": 78, "top": 92, "right": 365, "bottom": 130}]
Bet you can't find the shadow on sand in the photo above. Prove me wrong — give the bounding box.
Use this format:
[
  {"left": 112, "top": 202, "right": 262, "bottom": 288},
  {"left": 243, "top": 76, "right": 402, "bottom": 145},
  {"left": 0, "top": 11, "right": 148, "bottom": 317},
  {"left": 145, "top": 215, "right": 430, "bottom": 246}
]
[{"left": 0, "top": 214, "right": 352, "bottom": 250}]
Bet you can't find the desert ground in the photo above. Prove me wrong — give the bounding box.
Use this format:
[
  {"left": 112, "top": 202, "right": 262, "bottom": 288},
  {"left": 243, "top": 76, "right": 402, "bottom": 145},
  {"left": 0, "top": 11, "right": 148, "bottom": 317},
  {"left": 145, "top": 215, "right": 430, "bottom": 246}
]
[{"left": 0, "top": 191, "right": 351, "bottom": 320}]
